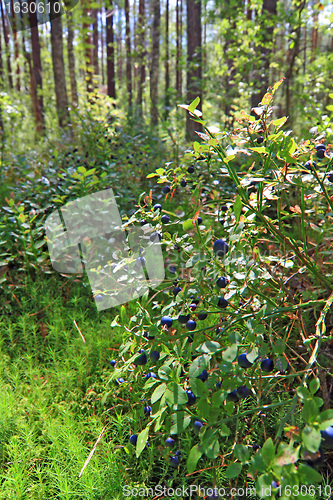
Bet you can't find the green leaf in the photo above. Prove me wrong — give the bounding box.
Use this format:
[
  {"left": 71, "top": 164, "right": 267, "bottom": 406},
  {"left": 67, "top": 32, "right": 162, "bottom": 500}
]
[
  {"left": 188, "top": 355, "right": 209, "bottom": 378},
  {"left": 182, "top": 219, "right": 194, "bottom": 231},
  {"left": 222, "top": 344, "right": 238, "bottom": 363},
  {"left": 225, "top": 462, "right": 242, "bottom": 478},
  {"left": 165, "top": 382, "right": 188, "bottom": 405},
  {"left": 297, "top": 463, "right": 323, "bottom": 484},
  {"left": 318, "top": 409, "right": 333, "bottom": 425},
  {"left": 188, "top": 97, "right": 200, "bottom": 113},
  {"left": 136, "top": 426, "right": 149, "bottom": 458},
  {"left": 272, "top": 116, "right": 288, "bottom": 129},
  {"left": 190, "top": 378, "right": 209, "bottom": 398},
  {"left": 170, "top": 412, "right": 192, "bottom": 434},
  {"left": 199, "top": 341, "right": 221, "bottom": 354},
  {"left": 302, "top": 399, "right": 319, "bottom": 424},
  {"left": 234, "top": 444, "right": 250, "bottom": 463},
  {"left": 261, "top": 438, "right": 275, "bottom": 466},
  {"left": 234, "top": 195, "right": 242, "bottom": 224},
  {"left": 302, "top": 425, "right": 321, "bottom": 453},
  {"left": 158, "top": 365, "right": 172, "bottom": 381},
  {"left": 151, "top": 383, "right": 167, "bottom": 404},
  {"left": 249, "top": 147, "right": 267, "bottom": 154},
  {"left": 309, "top": 377, "right": 320, "bottom": 395},
  {"left": 186, "top": 444, "right": 203, "bottom": 474}
]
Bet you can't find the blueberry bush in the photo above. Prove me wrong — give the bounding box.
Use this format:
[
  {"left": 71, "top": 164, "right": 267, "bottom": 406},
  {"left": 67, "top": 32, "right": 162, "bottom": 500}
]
[{"left": 105, "top": 80, "right": 333, "bottom": 497}]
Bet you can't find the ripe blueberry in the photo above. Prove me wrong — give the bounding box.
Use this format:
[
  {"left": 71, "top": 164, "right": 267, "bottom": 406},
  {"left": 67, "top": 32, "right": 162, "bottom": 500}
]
[
  {"left": 172, "top": 286, "right": 182, "bottom": 296},
  {"left": 236, "top": 385, "right": 250, "bottom": 399},
  {"left": 153, "top": 203, "right": 162, "bottom": 211},
  {"left": 197, "top": 369, "right": 209, "bottom": 381},
  {"left": 178, "top": 314, "right": 190, "bottom": 324},
  {"left": 193, "top": 420, "right": 204, "bottom": 432},
  {"left": 162, "top": 186, "right": 171, "bottom": 194},
  {"left": 320, "top": 425, "right": 333, "bottom": 448},
  {"left": 226, "top": 389, "right": 239, "bottom": 402},
  {"left": 186, "top": 390, "right": 196, "bottom": 406},
  {"left": 238, "top": 353, "right": 253, "bottom": 369},
  {"left": 181, "top": 179, "right": 187, "bottom": 187},
  {"left": 186, "top": 320, "right": 197, "bottom": 331},
  {"left": 150, "top": 350, "right": 160, "bottom": 362},
  {"left": 187, "top": 166, "right": 195, "bottom": 174},
  {"left": 216, "top": 277, "right": 229, "bottom": 289},
  {"left": 197, "top": 311, "right": 207, "bottom": 320},
  {"left": 115, "top": 377, "right": 125, "bottom": 385},
  {"left": 257, "top": 136, "right": 264, "bottom": 144},
  {"left": 197, "top": 216, "right": 203, "bottom": 224},
  {"left": 129, "top": 434, "right": 138, "bottom": 445},
  {"left": 213, "top": 239, "right": 229, "bottom": 257},
  {"left": 261, "top": 358, "right": 274, "bottom": 373},
  {"left": 161, "top": 214, "right": 170, "bottom": 224},
  {"left": 135, "top": 352, "right": 148, "bottom": 366},
  {"left": 144, "top": 372, "right": 157, "bottom": 380},
  {"left": 95, "top": 294, "right": 103, "bottom": 302},
  {"left": 110, "top": 360, "right": 116, "bottom": 367},
  {"left": 217, "top": 297, "right": 228, "bottom": 308},
  {"left": 143, "top": 405, "right": 152, "bottom": 416},
  {"left": 327, "top": 172, "right": 333, "bottom": 183},
  {"left": 166, "top": 437, "right": 175, "bottom": 448},
  {"left": 170, "top": 455, "right": 180, "bottom": 468},
  {"left": 161, "top": 316, "right": 173, "bottom": 328}
]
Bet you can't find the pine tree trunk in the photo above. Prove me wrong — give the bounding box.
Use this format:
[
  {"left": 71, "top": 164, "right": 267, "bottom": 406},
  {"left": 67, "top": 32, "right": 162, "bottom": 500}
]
[
  {"left": 124, "top": 0, "right": 132, "bottom": 111},
  {"left": 106, "top": 3, "right": 116, "bottom": 99},
  {"left": 150, "top": 0, "right": 160, "bottom": 126},
  {"left": 67, "top": 11, "right": 78, "bottom": 106},
  {"left": 10, "top": 0, "right": 20, "bottom": 91},
  {"left": 50, "top": 1, "right": 69, "bottom": 128},
  {"left": 136, "top": 0, "right": 145, "bottom": 115},
  {"left": 250, "top": 0, "right": 277, "bottom": 110},
  {"left": 92, "top": 9, "right": 99, "bottom": 77},
  {"left": 28, "top": 0, "right": 45, "bottom": 134},
  {"left": 83, "top": 6, "right": 93, "bottom": 93},
  {"left": 0, "top": 0, "right": 13, "bottom": 88},
  {"left": 186, "top": 0, "right": 202, "bottom": 140},
  {"left": 176, "top": 0, "right": 182, "bottom": 96},
  {"left": 164, "top": 0, "right": 170, "bottom": 118}
]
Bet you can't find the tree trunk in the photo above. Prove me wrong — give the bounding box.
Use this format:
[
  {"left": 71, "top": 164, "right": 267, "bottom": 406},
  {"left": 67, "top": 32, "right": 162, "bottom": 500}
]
[
  {"left": 92, "top": 9, "right": 99, "bottom": 77},
  {"left": 150, "top": 0, "right": 160, "bottom": 126},
  {"left": 186, "top": 0, "right": 202, "bottom": 140},
  {"left": 67, "top": 11, "right": 78, "bottom": 106},
  {"left": 106, "top": 3, "right": 116, "bottom": 99},
  {"left": 250, "top": 0, "right": 277, "bottom": 110},
  {"left": 164, "top": 0, "right": 170, "bottom": 119},
  {"left": 136, "top": 0, "right": 145, "bottom": 115},
  {"left": 50, "top": 1, "right": 69, "bottom": 128},
  {"left": 83, "top": 6, "right": 93, "bottom": 93},
  {"left": 10, "top": 0, "right": 20, "bottom": 91},
  {"left": 176, "top": 0, "right": 182, "bottom": 96},
  {"left": 28, "top": 0, "right": 45, "bottom": 134},
  {"left": 124, "top": 0, "right": 132, "bottom": 111},
  {"left": 0, "top": 0, "right": 13, "bottom": 88}
]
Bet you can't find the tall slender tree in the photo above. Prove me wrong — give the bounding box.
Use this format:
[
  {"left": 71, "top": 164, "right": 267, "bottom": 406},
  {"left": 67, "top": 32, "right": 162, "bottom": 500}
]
[
  {"left": 176, "top": 0, "right": 182, "bottom": 97},
  {"left": 136, "top": 0, "right": 145, "bottom": 116},
  {"left": 50, "top": 0, "right": 69, "bottom": 127},
  {"left": 67, "top": 11, "right": 78, "bottom": 106},
  {"left": 186, "top": 0, "right": 202, "bottom": 140},
  {"left": 10, "top": 0, "right": 20, "bottom": 91},
  {"left": 92, "top": 8, "right": 99, "bottom": 77},
  {"left": 106, "top": 2, "right": 116, "bottom": 99},
  {"left": 164, "top": 0, "right": 170, "bottom": 118},
  {"left": 0, "top": 0, "right": 13, "bottom": 88},
  {"left": 150, "top": 0, "right": 160, "bottom": 126},
  {"left": 28, "top": 0, "right": 45, "bottom": 133},
  {"left": 124, "top": 0, "right": 132, "bottom": 110},
  {"left": 250, "top": 0, "right": 277, "bottom": 109}
]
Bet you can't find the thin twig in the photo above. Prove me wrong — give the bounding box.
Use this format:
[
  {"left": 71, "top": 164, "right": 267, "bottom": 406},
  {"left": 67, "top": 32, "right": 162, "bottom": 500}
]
[
  {"left": 78, "top": 426, "right": 106, "bottom": 478},
  {"left": 74, "top": 320, "right": 86, "bottom": 343}
]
